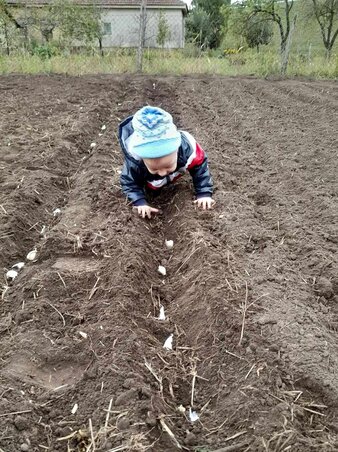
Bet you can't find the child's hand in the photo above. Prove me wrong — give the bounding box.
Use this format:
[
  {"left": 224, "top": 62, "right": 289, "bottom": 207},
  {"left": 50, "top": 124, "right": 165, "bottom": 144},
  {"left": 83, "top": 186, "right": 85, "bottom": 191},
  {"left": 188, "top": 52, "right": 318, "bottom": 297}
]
[
  {"left": 194, "top": 197, "right": 215, "bottom": 210},
  {"left": 134, "top": 205, "right": 159, "bottom": 219}
]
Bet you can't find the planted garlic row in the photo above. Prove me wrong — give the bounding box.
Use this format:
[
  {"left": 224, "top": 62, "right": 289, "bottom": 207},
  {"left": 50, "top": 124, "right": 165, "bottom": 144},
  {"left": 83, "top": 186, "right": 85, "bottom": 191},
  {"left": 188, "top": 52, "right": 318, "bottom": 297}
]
[
  {"left": 156, "top": 239, "right": 200, "bottom": 424},
  {"left": 5, "top": 247, "right": 37, "bottom": 282},
  {"left": 5, "top": 261, "right": 25, "bottom": 281},
  {"left": 5, "top": 205, "right": 62, "bottom": 283},
  {"left": 157, "top": 239, "right": 174, "bottom": 277},
  {"left": 159, "top": 240, "right": 175, "bottom": 348}
]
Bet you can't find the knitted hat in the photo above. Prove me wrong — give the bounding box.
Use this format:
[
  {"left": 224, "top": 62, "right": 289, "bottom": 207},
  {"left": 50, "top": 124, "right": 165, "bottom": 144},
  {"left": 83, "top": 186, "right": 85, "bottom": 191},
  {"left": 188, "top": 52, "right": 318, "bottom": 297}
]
[{"left": 128, "top": 106, "right": 181, "bottom": 159}]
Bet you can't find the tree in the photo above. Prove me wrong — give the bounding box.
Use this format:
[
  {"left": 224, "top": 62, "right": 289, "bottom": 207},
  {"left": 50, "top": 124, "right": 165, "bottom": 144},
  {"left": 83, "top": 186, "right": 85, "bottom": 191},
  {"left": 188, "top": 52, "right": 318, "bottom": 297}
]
[
  {"left": 221, "top": 2, "right": 273, "bottom": 51},
  {"left": 157, "top": 10, "right": 171, "bottom": 48},
  {"left": 186, "top": 6, "right": 212, "bottom": 49},
  {"left": 0, "top": 0, "right": 104, "bottom": 54},
  {"left": 249, "top": 0, "right": 297, "bottom": 74},
  {"left": 0, "top": 10, "right": 13, "bottom": 54},
  {"left": 0, "top": 0, "right": 31, "bottom": 49},
  {"left": 244, "top": 14, "right": 273, "bottom": 51},
  {"left": 310, "top": 0, "right": 338, "bottom": 58},
  {"left": 221, "top": 2, "right": 245, "bottom": 47},
  {"left": 52, "top": 0, "right": 103, "bottom": 54},
  {"left": 0, "top": 0, "right": 23, "bottom": 30},
  {"left": 30, "top": 5, "right": 58, "bottom": 43},
  {"left": 190, "top": 0, "right": 230, "bottom": 48}
]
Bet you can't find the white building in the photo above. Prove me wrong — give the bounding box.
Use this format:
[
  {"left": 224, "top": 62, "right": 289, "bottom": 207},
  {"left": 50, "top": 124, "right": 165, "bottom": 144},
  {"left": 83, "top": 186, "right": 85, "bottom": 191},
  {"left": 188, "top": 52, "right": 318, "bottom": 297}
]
[
  {"left": 6, "top": 0, "right": 188, "bottom": 49},
  {"left": 100, "top": 0, "right": 188, "bottom": 48}
]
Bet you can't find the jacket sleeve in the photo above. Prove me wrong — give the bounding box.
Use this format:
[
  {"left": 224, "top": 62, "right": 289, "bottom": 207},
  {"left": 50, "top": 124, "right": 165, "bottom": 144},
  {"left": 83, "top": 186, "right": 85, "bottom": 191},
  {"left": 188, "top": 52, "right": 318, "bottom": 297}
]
[
  {"left": 188, "top": 143, "right": 213, "bottom": 198},
  {"left": 120, "top": 162, "right": 148, "bottom": 206}
]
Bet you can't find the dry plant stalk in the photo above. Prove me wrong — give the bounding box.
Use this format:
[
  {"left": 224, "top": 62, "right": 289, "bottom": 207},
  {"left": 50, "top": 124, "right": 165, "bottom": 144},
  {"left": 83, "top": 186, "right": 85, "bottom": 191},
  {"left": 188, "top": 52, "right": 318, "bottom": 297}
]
[
  {"left": 190, "top": 362, "right": 197, "bottom": 407},
  {"left": 104, "top": 398, "right": 113, "bottom": 430},
  {"left": 144, "top": 360, "right": 163, "bottom": 394},
  {"left": 238, "top": 281, "right": 248, "bottom": 346},
  {"left": 57, "top": 271, "right": 67, "bottom": 288},
  {"left": 87, "top": 418, "right": 95, "bottom": 451},
  {"left": 1, "top": 285, "right": 9, "bottom": 301},
  {"left": 175, "top": 246, "right": 202, "bottom": 274},
  {"left": 89, "top": 277, "right": 101, "bottom": 300},
  {"left": 46, "top": 301, "right": 66, "bottom": 326},
  {"left": 159, "top": 417, "right": 182, "bottom": 450},
  {"left": 0, "top": 409, "right": 32, "bottom": 418}
]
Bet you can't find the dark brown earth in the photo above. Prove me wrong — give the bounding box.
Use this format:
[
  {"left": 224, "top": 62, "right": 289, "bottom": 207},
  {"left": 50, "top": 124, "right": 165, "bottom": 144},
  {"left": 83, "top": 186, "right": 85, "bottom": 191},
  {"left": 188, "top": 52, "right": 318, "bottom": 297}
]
[{"left": 0, "top": 74, "right": 337, "bottom": 452}]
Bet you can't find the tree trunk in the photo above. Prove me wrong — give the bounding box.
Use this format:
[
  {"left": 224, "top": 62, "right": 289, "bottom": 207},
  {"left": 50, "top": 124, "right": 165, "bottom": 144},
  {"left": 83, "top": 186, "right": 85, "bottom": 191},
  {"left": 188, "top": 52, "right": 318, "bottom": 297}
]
[
  {"left": 99, "top": 37, "right": 104, "bottom": 57},
  {"left": 42, "top": 29, "right": 53, "bottom": 43},
  {"left": 4, "top": 21, "right": 10, "bottom": 56},
  {"left": 22, "top": 26, "right": 29, "bottom": 51},
  {"left": 307, "top": 43, "right": 312, "bottom": 64},
  {"left": 326, "top": 45, "right": 332, "bottom": 61},
  {"left": 137, "top": 0, "right": 147, "bottom": 72},
  {"left": 280, "top": 15, "right": 296, "bottom": 75}
]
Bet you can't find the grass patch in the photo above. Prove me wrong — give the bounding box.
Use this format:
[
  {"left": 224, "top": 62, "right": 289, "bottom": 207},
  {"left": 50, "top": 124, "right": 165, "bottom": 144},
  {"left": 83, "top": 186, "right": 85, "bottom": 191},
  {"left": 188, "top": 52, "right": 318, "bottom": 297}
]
[{"left": 0, "top": 48, "right": 337, "bottom": 78}]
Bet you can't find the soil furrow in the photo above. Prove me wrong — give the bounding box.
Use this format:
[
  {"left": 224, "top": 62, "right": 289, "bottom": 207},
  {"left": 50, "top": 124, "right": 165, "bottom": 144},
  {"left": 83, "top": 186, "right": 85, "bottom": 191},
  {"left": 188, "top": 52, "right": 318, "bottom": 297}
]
[{"left": 0, "top": 75, "right": 337, "bottom": 452}]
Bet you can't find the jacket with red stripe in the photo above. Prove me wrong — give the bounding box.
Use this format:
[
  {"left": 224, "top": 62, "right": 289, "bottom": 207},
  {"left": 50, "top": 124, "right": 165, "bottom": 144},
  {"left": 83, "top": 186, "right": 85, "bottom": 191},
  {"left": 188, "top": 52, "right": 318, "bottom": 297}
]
[{"left": 119, "top": 116, "right": 213, "bottom": 206}]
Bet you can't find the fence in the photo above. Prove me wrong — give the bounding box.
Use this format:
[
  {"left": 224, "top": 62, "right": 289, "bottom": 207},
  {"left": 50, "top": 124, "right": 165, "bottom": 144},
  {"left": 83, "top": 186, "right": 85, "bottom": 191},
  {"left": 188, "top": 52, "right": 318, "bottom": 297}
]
[
  {"left": 0, "top": 1, "right": 337, "bottom": 78},
  {"left": 0, "top": 1, "right": 185, "bottom": 63}
]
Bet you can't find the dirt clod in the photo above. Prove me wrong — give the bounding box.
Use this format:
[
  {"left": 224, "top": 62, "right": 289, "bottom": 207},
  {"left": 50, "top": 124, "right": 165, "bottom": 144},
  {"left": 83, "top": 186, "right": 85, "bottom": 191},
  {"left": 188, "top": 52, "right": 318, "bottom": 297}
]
[
  {"left": 116, "top": 416, "right": 130, "bottom": 431},
  {"left": 115, "top": 389, "right": 138, "bottom": 406},
  {"left": 20, "top": 444, "right": 29, "bottom": 452},
  {"left": 14, "top": 417, "right": 29, "bottom": 431},
  {"left": 184, "top": 431, "right": 197, "bottom": 446},
  {"left": 316, "top": 276, "right": 334, "bottom": 299}
]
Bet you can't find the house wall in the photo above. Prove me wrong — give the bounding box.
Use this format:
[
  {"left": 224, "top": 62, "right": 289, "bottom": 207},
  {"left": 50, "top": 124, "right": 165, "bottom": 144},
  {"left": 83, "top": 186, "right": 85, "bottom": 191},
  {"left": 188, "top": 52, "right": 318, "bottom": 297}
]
[{"left": 101, "top": 8, "right": 185, "bottom": 49}]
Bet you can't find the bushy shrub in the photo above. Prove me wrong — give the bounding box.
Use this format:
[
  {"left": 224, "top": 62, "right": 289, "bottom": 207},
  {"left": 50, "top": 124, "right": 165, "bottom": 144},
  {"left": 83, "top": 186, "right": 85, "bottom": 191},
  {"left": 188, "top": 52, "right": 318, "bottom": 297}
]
[{"left": 31, "top": 42, "right": 60, "bottom": 59}]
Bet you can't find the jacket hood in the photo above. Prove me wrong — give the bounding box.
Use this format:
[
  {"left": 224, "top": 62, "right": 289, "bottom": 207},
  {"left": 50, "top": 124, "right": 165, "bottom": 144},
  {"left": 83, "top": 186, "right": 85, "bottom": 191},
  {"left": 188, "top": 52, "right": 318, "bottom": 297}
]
[{"left": 118, "top": 115, "right": 142, "bottom": 163}]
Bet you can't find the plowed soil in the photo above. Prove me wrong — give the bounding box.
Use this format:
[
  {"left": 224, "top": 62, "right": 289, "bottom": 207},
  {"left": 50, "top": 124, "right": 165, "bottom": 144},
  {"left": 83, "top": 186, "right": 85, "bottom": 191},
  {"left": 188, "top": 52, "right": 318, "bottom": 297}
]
[{"left": 0, "top": 74, "right": 338, "bottom": 452}]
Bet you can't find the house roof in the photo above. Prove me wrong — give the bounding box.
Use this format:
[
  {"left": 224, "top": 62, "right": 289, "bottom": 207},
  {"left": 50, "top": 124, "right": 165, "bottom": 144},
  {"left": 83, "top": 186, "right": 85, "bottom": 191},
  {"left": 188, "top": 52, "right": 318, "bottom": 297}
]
[
  {"left": 6, "top": 0, "right": 188, "bottom": 9},
  {"left": 104, "top": 0, "right": 186, "bottom": 5}
]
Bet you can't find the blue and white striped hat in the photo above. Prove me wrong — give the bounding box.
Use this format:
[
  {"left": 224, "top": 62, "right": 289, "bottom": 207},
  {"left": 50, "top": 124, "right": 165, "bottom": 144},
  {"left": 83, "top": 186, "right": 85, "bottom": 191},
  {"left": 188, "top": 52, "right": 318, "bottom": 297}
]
[{"left": 128, "top": 106, "right": 181, "bottom": 159}]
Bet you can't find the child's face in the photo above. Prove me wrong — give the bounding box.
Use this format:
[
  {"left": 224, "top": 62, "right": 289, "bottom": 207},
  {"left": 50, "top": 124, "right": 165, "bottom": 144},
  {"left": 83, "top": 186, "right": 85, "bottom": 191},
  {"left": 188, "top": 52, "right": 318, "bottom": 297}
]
[{"left": 143, "top": 151, "right": 178, "bottom": 177}]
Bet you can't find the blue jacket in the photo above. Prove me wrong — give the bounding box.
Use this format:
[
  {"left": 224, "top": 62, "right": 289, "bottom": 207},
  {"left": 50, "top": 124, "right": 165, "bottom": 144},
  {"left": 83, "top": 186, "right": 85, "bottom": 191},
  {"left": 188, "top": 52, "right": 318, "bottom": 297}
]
[{"left": 119, "top": 115, "right": 213, "bottom": 206}]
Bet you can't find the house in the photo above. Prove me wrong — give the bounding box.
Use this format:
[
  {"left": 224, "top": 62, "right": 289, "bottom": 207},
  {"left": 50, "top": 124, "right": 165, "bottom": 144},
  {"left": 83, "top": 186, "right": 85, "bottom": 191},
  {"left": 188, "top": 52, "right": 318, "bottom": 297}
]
[
  {"left": 100, "top": 0, "right": 188, "bottom": 48},
  {"left": 4, "top": 0, "right": 188, "bottom": 49}
]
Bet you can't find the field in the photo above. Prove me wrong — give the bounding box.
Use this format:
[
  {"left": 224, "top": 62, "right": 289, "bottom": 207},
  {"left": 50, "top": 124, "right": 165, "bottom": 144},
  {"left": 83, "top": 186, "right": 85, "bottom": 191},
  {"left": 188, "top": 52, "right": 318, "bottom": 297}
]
[{"left": 0, "top": 74, "right": 337, "bottom": 452}]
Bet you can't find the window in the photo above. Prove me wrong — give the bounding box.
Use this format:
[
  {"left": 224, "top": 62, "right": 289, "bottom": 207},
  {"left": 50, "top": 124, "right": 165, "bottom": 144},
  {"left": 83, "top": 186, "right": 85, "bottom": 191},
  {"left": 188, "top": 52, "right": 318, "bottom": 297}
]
[{"left": 103, "top": 22, "right": 112, "bottom": 36}]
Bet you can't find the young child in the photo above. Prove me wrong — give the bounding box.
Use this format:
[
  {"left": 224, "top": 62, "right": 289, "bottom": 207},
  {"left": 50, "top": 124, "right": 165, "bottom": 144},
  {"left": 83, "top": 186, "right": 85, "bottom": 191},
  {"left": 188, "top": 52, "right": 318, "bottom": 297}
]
[{"left": 118, "top": 106, "right": 214, "bottom": 219}]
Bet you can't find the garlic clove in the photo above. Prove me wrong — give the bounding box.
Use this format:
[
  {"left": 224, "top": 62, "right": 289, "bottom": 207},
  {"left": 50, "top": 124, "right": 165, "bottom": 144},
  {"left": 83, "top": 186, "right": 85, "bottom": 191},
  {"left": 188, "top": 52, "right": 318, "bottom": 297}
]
[
  {"left": 26, "top": 249, "right": 37, "bottom": 261},
  {"left": 163, "top": 334, "right": 173, "bottom": 350},
  {"left": 165, "top": 239, "right": 174, "bottom": 249},
  {"left": 79, "top": 331, "right": 87, "bottom": 339},
  {"left": 90, "top": 142, "right": 96, "bottom": 148},
  {"left": 12, "top": 262, "right": 25, "bottom": 271},
  {"left": 158, "top": 305, "right": 166, "bottom": 321},
  {"left": 53, "top": 208, "right": 61, "bottom": 217},
  {"left": 101, "top": 125, "right": 106, "bottom": 130},
  {"left": 6, "top": 269, "right": 18, "bottom": 280},
  {"left": 158, "top": 265, "right": 166, "bottom": 276},
  {"left": 189, "top": 408, "right": 199, "bottom": 422}
]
